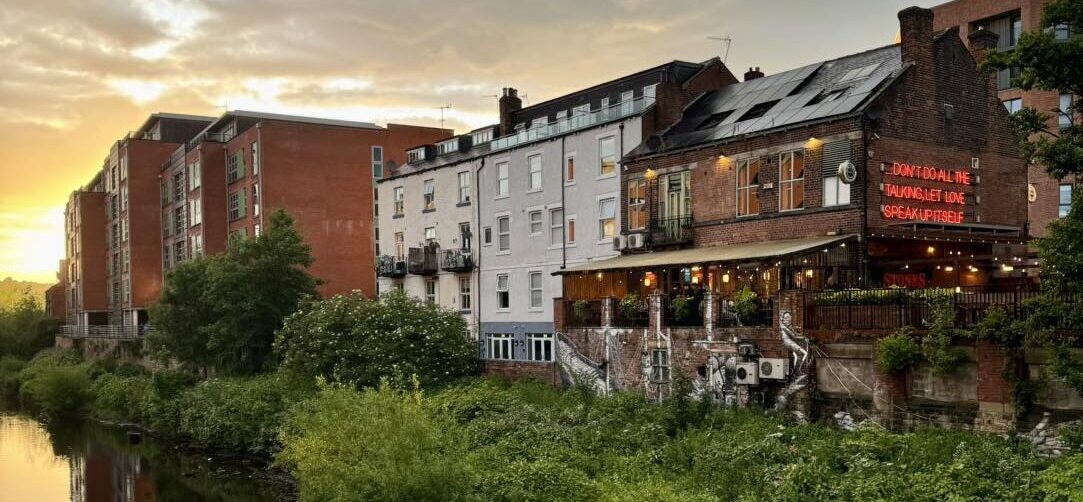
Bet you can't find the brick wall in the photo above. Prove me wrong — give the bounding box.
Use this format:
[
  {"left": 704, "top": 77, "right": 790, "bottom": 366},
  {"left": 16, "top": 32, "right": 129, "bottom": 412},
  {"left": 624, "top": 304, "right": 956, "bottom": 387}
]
[{"left": 482, "top": 360, "right": 561, "bottom": 385}]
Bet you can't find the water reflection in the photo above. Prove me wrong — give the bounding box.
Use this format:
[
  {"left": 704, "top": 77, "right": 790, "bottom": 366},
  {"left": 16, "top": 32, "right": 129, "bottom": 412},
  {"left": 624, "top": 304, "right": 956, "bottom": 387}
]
[{"left": 0, "top": 414, "right": 293, "bottom": 502}]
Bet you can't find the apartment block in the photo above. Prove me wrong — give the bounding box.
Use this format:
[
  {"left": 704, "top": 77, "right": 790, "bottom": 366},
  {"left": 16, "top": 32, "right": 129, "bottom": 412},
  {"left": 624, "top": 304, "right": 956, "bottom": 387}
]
[
  {"left": 62, "top": 172, "right": 109, "bottom": 331},
  {"left": 933, "top": 0, "right": 1077, "bottom": 237},
  {"left": 162, "top": 111, "right": 451, "bottom": 298}
]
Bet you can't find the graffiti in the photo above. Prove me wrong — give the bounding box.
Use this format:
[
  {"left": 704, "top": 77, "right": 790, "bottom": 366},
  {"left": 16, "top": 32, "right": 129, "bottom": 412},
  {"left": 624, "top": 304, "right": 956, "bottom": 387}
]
[
  {"left": 774, "top": 309, "right": 812, "bottom": 412},
  {"left": 556, "top": 333, "right": 606, "bottom": 391}
]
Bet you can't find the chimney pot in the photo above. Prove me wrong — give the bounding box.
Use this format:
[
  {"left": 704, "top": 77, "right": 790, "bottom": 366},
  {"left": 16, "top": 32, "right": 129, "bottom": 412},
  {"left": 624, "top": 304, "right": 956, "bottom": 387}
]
[
  {"left": 898, "top": 6, "right": 934, "bottom": 66},
  {"left": 498, "top": 87, "right": 523, "bottom": 136},
  {"left": 744, "top": 67, "right": 765, "bottom": 81}
]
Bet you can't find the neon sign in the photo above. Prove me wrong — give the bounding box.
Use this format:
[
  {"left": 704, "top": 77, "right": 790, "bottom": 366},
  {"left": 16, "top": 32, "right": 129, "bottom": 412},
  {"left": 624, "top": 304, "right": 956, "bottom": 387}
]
[
  {"left": 882, "top": 161, "right": 972, "bottom": 224},
  {"left": 883, "top": 272, "right": 927, "bottom": 288}
]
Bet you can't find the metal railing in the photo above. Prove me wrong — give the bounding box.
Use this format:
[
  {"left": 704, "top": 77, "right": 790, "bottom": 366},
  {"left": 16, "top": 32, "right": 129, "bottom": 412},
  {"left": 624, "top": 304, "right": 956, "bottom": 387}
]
[
  {"left": 490, "top": 95, "right": 654, "bottom": 152},
  {"left": 563, "top": 299, "right": 602, "bottom": 328},
  {"left": 649, "top": 215, "right": 694, "bottom": 247},
  {"left": 60, "top": 325, "right": 150, "bottom": 339},
  {"left": 716, "top": 299, "right": 775, "bottom": 328},
  {"left": 803, "top": 285, "right": 1046, "bottom": 331},
  {"left": 441, "top": 248, "right": 475, "bottom": 272},
  {"left": 407, "top": 245, "right": 439, "bottom": 275},
  {"left": 376, "top": 255, "right": 406, "bottom": 277}
]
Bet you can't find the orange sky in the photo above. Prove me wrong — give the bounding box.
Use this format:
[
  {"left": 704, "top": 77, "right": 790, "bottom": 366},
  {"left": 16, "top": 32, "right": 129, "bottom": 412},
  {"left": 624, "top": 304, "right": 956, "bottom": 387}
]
[{"left": 0, "top": 0, "right": 935, "bottom": 283}]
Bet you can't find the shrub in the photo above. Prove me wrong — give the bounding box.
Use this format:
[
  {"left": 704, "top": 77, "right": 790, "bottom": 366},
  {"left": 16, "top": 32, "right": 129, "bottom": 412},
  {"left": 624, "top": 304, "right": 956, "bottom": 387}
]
[
  {"left": 90, "top": 373, "right": 154, "bottom": 422},
  {"left": 279, "top": 383, "right": 474, "bottom": 502},
  {"left": 0, "top": 294, "right": 56, "bottom": 359},
  {"left": 0, "top": 356, "right": 27, "bottom": 402},
  {"left": 572, "top": 300, "right": 592, "bottom": 322},
  {"left": 19, "top": 363, "right": 92, "bottom": 418},
  {"left": 670, "top": 295, "right": 693, "bottom": 323},
  {"left": 1040, "top": 452, "right": 1083, "bottom": 501},
  {"left": 619, "top": 294, "right": 646, "bottom": 320},
  {"left": 275, "top": 290, "right": 478, "bottom": 390},
  {"left": 732, "top": 286, "right": 759, "bottom": 325},
  {"left": 877, "top": 328, "right": 923, "bottom": 375}
]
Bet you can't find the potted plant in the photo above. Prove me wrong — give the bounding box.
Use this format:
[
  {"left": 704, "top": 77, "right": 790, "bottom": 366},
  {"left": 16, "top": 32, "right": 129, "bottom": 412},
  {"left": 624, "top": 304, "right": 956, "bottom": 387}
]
[
  {"left": 572, "top": 300, "right": 592, "bottom": 323},
  {"left": 671, "top": 295, "right": 694, "bottom": 324},
  {"left": 732, "top": 286, "right": 759, "bottom": 325},
  {"left": 619, "top": 293, "right": 646, "bottom": 320}
]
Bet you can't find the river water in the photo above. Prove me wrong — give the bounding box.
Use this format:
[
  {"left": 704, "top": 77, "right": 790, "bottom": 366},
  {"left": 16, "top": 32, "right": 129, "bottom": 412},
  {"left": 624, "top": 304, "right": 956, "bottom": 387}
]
[{"left": 0, "top": 413, "right": 293, "bottom": 502}]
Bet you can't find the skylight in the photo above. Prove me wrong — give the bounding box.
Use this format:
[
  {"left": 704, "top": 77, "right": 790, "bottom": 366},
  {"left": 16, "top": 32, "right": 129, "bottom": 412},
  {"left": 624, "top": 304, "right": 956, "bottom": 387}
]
[
  {"left": 739, "top": 100, "right": 780, "bottom": 122},
  {"left": 695, "top": 110, "right": 734, "bottom": 130}
]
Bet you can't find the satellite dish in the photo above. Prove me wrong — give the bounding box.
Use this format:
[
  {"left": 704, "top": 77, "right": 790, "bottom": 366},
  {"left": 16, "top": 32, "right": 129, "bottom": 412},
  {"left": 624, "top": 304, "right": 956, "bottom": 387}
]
[
  {"left": 838, "top": 160, "right": 858, "bottom": 184},
  {"left": 1028, "top": 184, "right": 1037, "bottom": 203}
]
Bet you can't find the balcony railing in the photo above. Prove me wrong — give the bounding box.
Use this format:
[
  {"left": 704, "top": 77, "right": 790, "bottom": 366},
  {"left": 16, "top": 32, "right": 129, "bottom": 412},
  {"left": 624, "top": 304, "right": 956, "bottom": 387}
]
[
  {"left": 60, "top": 324, "right": 149, "bottom": 339},
  {"left": 490, "top": 95, "right": 654, "bottom": 152},
  {"left": 407, "top": 245, "right": 439, "bottom": 275},
  {"left": 802, "top": 285, "right": 1050, "bottom": 331},
  {"left": 649, "top": 215, "right": 694, "bottom": 247},
  {"left": 376, "top": 255, "right": 406, "bottom": 278},
  {"left": 441, "top": 248, "right": 475, "bottom": 272},
  {"left": 563, "top": 299, "right": 602, "bottom": 328}
]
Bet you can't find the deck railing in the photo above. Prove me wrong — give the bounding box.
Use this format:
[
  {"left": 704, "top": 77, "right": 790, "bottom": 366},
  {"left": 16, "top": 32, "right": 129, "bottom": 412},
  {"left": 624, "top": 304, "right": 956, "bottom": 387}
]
[{"left": 59, "top": 325, "right": 150, "bottom": 339}]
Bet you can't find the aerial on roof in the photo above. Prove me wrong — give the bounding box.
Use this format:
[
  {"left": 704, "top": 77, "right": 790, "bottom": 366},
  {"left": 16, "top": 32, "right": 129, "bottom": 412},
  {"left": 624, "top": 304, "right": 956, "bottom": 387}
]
[{"left": 632, "top": 45, "right": 903, "bottom": 157}]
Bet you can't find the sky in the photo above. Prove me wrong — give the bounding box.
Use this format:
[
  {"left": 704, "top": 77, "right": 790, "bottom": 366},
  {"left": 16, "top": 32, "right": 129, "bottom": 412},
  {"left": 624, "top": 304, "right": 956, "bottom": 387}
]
[{"left": 0, "top": 0, "right": 941, "bottom": 283}]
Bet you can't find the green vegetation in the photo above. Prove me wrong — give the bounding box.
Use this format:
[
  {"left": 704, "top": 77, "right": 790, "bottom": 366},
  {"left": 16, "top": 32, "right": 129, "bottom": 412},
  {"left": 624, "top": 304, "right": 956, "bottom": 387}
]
[
  {"left": 0, "top": 277, "right": 50, "bottom": 310},
  {"left": 877, "top": 328, "right": 922, "bottom": 375},
  {"left": 0, "top": 292, "right": 56, "bottom": 359},
  {"left": 921, "top": 291, "right": 968, "bottom": 375},
  {"left": 812, "top": 287, "right": 955, "bottom": 306},
  {"left": 732, "top": 286, "right": 759, "bottom": 325},
  {"left": 149, "top": 209, "right": 318, "bottom": 375},
  {"left": 618, "top": 294, "right": 646, "bottom": 320},
  {"left": 275, "top": 290, "right": 478, "bottom": 390}
]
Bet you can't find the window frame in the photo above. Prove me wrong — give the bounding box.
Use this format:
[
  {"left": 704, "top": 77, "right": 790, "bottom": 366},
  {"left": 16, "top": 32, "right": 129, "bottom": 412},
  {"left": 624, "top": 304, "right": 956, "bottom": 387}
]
[
  {"left": 549, "top": 208, "right": 564, "bottom": 247},
  {"left": 528, "top": 271, "right": 544, "bottom": 310},
  {"left": 528, "top": 210, "right": 543, "bottom": 235},
  {"left": 527, "top": 154, "right": 543, "bottom": 192},
  {"left": 422, "top": 179, "right": 436, "bottom": 211},
  {"left": 627, "top": 178, "right": 647, "bottom": 230},
  {"left": 778, "top": 150, "right": 805, "bottom": 212},
  {"left": 425, "top": 278, "right": 438, "bottom": 304},
  {"left": 496, "top": 162, "right": 510, "bottom": 198},
  {"left": 393, "top": 186, "right": 405, "bottom": 216},
  {"left": 457, "top": 171, "right": 472, "bottom": 204},
  {"left": 598, "top": 197, "right": 617, "bottom": 241},
  {"left": 497, "top": 216, "right": 511, "bottom": 252},
  {"left": 598, "top": 136, "right": 617, "bottom": 177},
  {"left": 496, "top": 274, "right": 510, "bottom": 310},
  {"left": 736, "top": 158, "right": 761, "bottom": 217},
  {"left": 1060, "top": 184, "right": 1073, "bottom": 218},
  {"left": 487, "top": 333, "right": 514, "bottom": 360},
  {"left": 528, "top": 333, "right": 554, "bottom": 362},
  {"left": 459, "top": 277, "right": 472, "bottom": 313},
  {"left": 650, "top": 348, "right": 671, "bottom": 383}
]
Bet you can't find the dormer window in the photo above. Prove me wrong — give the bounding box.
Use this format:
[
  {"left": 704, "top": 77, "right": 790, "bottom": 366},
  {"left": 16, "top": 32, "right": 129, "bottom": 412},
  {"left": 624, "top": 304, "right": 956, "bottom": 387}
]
[
  {"left": 807, "top": 88, "right": 847, "bottom": 106},
  {"left": 438, "top": 139, "right": 459, "bottom": 155},
  {"left": 739, "top": 100, "right": 779, "bottom": 122},
  {"left": 471, "top": 128, "right": 494, "bottom": 144},
  {"left": 407, "top": 148, "right": 426, "bottom": 163}
]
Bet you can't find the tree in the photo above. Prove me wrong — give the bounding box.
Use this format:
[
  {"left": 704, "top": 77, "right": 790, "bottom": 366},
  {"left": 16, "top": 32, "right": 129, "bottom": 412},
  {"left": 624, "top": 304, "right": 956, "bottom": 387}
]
[
  {"left": 0, "top": 293, "right": 56, "bottom": 359},
  {"left": 983, "top": 0, "right": 1083, "bottom": 178},
  {"left": 149, "top": 209, "right": 318, "bottom": 375},
  {"left": 275, "top": 290, "right": 478, "bottom": 389}
]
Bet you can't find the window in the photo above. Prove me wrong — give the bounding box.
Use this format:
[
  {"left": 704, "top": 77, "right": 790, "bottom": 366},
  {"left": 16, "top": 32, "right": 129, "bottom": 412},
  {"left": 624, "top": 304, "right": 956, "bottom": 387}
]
[
  {"left": 191, "top": 234, "right": 203, "bottom": 257},
  {"left": 527, "top": 154, "right": 542, "bottom": 191},
  {"left": 174, "top": 239, "right": 185, "bottom": 264},
  {"left": 739, "top": 100, "right": 779, "bottom": 121},
  {"left": 394, "top": 232, "right": 405, "bottom": 259},
  {"left": 121, "top": 186, "right": 128, "bottom": 212},
  {"left": 497, "top": 216, "right": 510, "bottom": 251},
  {"left": 425, "top": 279, "right": 437, "bottom": 304},
  {"left": 997, "top": 67, "right": 1022, "bottom": 91},
  {"left": 458, "top": 171, "right": 471, "bottom": 203},
  {"left": 529, "top": 271, "right": 543, "bottom": 309},
  {"left": 1009, "top": 13, "right": 1022, "bottom": 47},
  {"left": 567, "top": 218, "right": 577, "bottom": 244},
  {"left": 823, "top": 174, "right": 851, "bottom": 207},
  {"left": 438, "top": 139, "right": 459, "bottom": 155},
  {"left": 227, "top": 151, "right": 245, "bottom": 183},
  {"left": 483, "top": 227, "right": 492, "bottom": 245},
  {"left": 188, "top": 161, "right": 201, "bottom": 190},
  {"left": 252, "top": 183, "right": 260, "bottom": 217},
  {"left": 251, "top": 142, "right": 260, "bottom": 175},
  {"left": 121, "top": 219, "right": 128, "bottom": 242},
  {"left": 407, "top": 148, "right": 424, "bottom": 163},
  {"left": 528, "top": 333, "right": 553, "bottom": 362},
  {"left": 496, "top": 162, "right": 509, "bottom": 197},
  {"left": 459, "top": 222, "right": 472, "bottom": 249},
  {"left": 650, "top": 349, "right": 670, "bottom": 382},
  {"left": 496, "top": 274, "right": 510, "bottom": 309},
  {"left": 254, "top": 224, "right": 261, "bottom": 236},
  {"left": 471, "top": 128, "right": 493, "bottom": 144},
  {"left": 173, "top": 172, "right": 183, "bottom": 202},
  {"left": 621, "top": 90, "right": 634, "bottom": 115},
  {"left": 566, "top": 157, "right": 575, "bottom": 182},
  {"left": 696, "top": 111, "right": 734, "bottom": 131},
  {"left": 1060, "top": 184, "right": 1073, "bottom": 217},
  {"left": 550, "top": 209, "right": 564, "bottom": 246},
  {"left": 599, "top": 137, "right": 617, "bottom": 176},
  {"left": 779, "top": 150, "right": 805, "bottom": 211},
  {"left": 1003, "top": 98, "right": 1023, "bottom": 115},
  {"left": 424, "top": 226, "right": 437, "bottom": 244},
  {"left": 529, "top": 210, "right": 543, "bottom": 234},
  {"left": 174, "top": 206, "right": 185, "bottom": 235},
  {"left": 459, "top": 277, "right": 472, "bottom": 312},
  {"left": 598, "top": 198, "right": 616, "bottom": 240},
  {"left": 189, "top": 198, "right": 202, "bottom": 226},
  {"left": 372, "top": 146, "right": 384, "bottom": 179},
  {"left": 423, "top": 179, "right": 435, "bottom": 210},
  {"left": 1060, "top": 94, "right": 1074, "bottom": 129},
  {"left": 488, "top": 333, "right": 514, "bottom": 360},
  {"left": 228, "top": 189, "right": 246, "bottom": 220},
  {"left": 393, "top": 187, "right": 404, "bottom": 216},
  {"left": 736, "top": 158, "right": 761, "bottom": 216},
  {"left": 627, "top": 178, "right": 647, "bottom": 230},
  {"left": 1054, "top": 23, "right": 1071, "bottom": 40}
]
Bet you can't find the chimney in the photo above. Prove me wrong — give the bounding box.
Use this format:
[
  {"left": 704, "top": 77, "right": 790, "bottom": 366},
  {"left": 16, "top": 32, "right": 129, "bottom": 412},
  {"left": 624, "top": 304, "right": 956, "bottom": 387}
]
[
  {"left": 898, "top": 7, "right": 934, "bottom": 67},
  {"left": 967, "top": 28, "right": 999, "bottom": 66},
  {"left": 498, "top": 87, "right": 522, "bottom": 136},
  {"left": 744, "top": 67, "right": 764, "bottom": 81}
]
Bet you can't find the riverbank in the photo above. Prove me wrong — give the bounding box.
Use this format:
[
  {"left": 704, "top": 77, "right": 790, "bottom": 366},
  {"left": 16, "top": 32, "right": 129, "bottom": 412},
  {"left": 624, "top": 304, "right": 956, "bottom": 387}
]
[{"left": 5, "top": 348, "right": 1083, "bottom": 501}]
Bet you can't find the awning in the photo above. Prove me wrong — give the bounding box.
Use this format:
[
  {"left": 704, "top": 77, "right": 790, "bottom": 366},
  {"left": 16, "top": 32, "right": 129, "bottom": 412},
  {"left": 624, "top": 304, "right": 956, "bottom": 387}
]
[{"left": 557, "top": 234, "right": 858, "bottom": 274}]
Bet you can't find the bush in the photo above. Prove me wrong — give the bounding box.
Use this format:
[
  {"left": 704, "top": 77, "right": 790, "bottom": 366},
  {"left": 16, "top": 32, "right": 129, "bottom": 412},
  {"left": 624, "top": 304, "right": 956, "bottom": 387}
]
[
  {"left": 1040, "top": 453, "right": 1083, "bottom": 501},
  {"left": 19, "top": 363, "right": 92, "bottom": 418},
  {"left": 877, "top": 328, "right": 922, "bottom": 375},
  {"left": 275, "top": 290, "right": 478, "bottom": 390},
  {"left": 572, "top": 300, "right": 592, "bottom": 322},
  {"left": 732, "top": 286, "right": 759, "bottom": 325},
  {"left": 0, "top": 356, "right": 27, "bottom": 402},
  {"left": 619, "top": 294, "right": 646, "bottom": 320},
  {"left": 0, "top": 294, "right": 56, "bottom": 359},
  {"left": 279, "top": 383, "right": 474, "bottom": 502}
]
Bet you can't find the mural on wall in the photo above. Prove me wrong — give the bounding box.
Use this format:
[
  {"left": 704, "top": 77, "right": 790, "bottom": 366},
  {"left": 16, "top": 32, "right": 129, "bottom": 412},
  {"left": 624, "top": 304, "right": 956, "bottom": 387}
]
[{"left": 775, "top": 309, "right": 812, "bottom": 411}]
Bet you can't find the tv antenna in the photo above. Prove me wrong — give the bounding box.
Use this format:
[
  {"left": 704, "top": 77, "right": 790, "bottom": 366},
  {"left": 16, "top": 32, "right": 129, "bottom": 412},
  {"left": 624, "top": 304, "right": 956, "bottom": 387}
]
[
  {"left": 708, "top": 36, "right": 732, "bottom": 63},
  {"left": 435, "top": 104, "right": 452, "bottom": 127}
]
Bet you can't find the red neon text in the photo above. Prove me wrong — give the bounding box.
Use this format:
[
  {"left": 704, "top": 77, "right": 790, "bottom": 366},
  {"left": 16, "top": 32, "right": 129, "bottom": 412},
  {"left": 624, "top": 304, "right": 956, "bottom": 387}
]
[
  {"left": 890, "top": 162, "right": 971, "bottom": 185},
  {"left": 883, "top": 273, "right": 928, "bottom": 288},
  {"left": 882, "top": 205, "right": 964, "bottom": 224},
  {"left": 884, "top": 183, "right": 965, "bottom": 204}
]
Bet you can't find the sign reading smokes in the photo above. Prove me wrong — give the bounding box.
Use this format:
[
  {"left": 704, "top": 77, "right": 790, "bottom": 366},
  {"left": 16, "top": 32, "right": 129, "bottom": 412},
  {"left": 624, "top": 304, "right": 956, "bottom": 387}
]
[{"left": 881, "top": 162, "right": 971, "bottom": 224}]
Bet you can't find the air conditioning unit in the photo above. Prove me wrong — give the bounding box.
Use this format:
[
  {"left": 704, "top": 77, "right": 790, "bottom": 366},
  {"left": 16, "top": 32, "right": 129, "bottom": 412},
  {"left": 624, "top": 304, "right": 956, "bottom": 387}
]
[
  {"left": 612, "top": 235, "right": 627, "bottom": 251},
  {"left": 758, "top": 358, "right": 790, "bottom": 380},
  {"left": 627, "top": 233, "right": 645, "bottom": 249},
  {"left": 735, "top": 362, "right": 759, "bottom": 385}
]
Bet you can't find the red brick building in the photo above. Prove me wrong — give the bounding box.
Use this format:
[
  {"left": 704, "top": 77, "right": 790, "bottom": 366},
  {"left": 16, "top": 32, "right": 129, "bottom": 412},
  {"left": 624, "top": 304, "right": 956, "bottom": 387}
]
[
  {"left": 162, "top": 111, "right": 451, "bottom": 298},
  {"left": 551, "top": 8, "right": 1053, "bottom": 431},
  {"left": 44, "top": 260, "right": 67, "bottom": 322},
  {"left": 62, "top": 172, "right": 110, "bottom": 331},
  {"left": 932, "top": 0, "right": 1077, "bottom": 238}
]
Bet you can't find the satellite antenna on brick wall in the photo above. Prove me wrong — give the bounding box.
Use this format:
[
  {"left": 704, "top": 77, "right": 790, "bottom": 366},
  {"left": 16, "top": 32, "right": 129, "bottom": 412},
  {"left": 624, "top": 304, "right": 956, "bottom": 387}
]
[
  {"left": 435, "top": 104, "right": 452, "bottom": 128},
  {"left": 708, "top": 36, "right": 732, "bottom": 63}
]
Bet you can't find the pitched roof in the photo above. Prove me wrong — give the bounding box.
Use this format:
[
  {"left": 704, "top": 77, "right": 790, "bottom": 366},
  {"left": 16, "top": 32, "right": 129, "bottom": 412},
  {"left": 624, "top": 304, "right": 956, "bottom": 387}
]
[{"left": 631, "top": 44, "right": 903, "bottom": 157}]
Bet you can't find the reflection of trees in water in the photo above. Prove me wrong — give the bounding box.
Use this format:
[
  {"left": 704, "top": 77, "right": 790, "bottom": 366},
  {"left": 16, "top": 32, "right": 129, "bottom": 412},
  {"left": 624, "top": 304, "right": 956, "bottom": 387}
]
[{"left": 40, "top": 419, "right": 293, "bottom": 502}]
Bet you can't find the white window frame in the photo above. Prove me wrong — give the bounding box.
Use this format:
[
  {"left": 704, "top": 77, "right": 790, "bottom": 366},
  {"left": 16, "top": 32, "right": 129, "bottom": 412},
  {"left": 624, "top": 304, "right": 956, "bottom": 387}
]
[
  {"left": 393, "top": 187, "right": 405, "bottom": 216},
  {"left": 565, "top": 154, "right": 576, "bottom": 184},
  {"left": 598, "top": 197, "right": 617, "bottom": 242},
  {"left": 496, "top": 274, "right": 510, "bottom": 311},
  {"left": 482, "top": 226, "right": 492, "bottom": 246},
  {"left": 459, "top": 277, "right": 472, "bottom": 313},
  {"left": 423, "top": 179, "right": 435, "bottom": 211},
  {"left": 394, "top": 232, "right": 405, "bottom": 259},
  {"left": 425, "top": 278, "right": 438, "bottom": 304},
  {"left": 496, "top": 162, "right": 510, "bottom": 198},
  {"left": 598, "top": 136, "right": 617, "bottom": 178},
  {"left": 458, "top": 171, "right": 471, "bottom": 204},
  {"left": 549, "top": 208, "right": 564, "bottom": 247},
  {"left": 528, "top": 333, "right": 554, "bottom": 362},
  {"left": 424, "top": 226, "right": 437, "bottom": 244},
  {"left": 189, "top": 198, "right": 202, "bottom": 227},
  {"left": 650, "top": 348, "right": 671, "bottom": 383},
  {"left": 567, "top": 216, "right": 577, "bottom": 245},
  {"left": 627, "top": 178, "right": 647, "bottom": 230},
  {"left": 822, "top": 174, "right": 851, "bottom": 207},
  {"left": 188, "top": 161, "right": 201, "bottom": 191},
  {"left": 528, "top": 271, "right": 543, "bottom": 310},
  {"left": 497, "top": 215, "right": 511, "bottom": 252},
  {"left": 1060, "top": 94, "right": 1074, "bottom": 129},
  {"left": 527, "top": 154, "right": 542, "bottom": 192},
  {"left": 488, "top": 333, "right": 514, "bottom": 360},
  {"left": 528, "top": 210, "right": 543, "bottom": 235}
]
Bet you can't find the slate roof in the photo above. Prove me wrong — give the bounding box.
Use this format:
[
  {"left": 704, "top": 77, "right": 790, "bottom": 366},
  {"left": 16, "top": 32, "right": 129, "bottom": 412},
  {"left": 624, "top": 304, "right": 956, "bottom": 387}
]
[{"left": 631, "top": 44, "right": 904, "bottom": 157}]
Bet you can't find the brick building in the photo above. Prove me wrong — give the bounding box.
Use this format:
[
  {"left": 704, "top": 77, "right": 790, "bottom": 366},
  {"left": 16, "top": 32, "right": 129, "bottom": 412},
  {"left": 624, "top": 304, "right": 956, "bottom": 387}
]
[
  {"left": 162, "top": 111, "right": 451, "bottom": 298},
  {"left": 44, "top": 260, "right": 67, "bottom": 322},
  {"left": 932, "top": 0, "right": 1077, "bottom": 237},
  {"left": 546, "top": 8, "right": 1066, "bottom": 431},
  {"left": 62, "top": 172, "right": 108, "bottom": 331}
]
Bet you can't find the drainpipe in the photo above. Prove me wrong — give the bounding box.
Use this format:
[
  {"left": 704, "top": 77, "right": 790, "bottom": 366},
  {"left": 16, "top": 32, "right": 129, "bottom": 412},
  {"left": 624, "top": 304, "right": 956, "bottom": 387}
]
[
  {"left": 861, "top": 116, "right": 870, "bottom": 285},
  {"left": 475, "top": 157, "right": 485, "bottom": 342},
  {"left": 560, "top": 136, "right": 567, "bottom": 270}
]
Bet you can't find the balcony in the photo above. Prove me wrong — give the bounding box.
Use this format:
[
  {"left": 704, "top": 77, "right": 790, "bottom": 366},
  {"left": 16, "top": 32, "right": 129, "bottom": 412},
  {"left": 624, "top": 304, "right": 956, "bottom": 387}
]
[
  {"left": 648, "top": 215, "right": 694, "bottom": 247},
  {"left": 490, "top": 95, "right": 654, "bottom": 152},
  {"left": 407, "top": 245, "right": 439, "bottom": 275},
  {"left": 59, "top": 324, "right": 149, "bottom": 339},
  {"left": 441, "top": 248, "right": 475, "bottom": 272},
  {"left": 376, "top": 255, "right": 406, "bottom": 278}
]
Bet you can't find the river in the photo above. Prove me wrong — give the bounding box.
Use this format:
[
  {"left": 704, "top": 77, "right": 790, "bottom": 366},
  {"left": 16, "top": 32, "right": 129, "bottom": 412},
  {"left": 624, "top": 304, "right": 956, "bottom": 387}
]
[{"left": 0, "top": 413, "right": 294, "bottom": 502}]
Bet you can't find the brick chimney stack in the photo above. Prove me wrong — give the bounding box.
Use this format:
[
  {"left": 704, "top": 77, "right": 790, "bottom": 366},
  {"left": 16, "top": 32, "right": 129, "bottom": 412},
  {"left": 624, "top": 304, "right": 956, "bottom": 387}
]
[
  {"left": 967, "top": 28, "right": 999, "bottom": 65},
  {"left": 744, "top": 67, "right": 764, "bottom": 81},
  {"left": 498, "top": 87, "right": 522, "bottom": 136},
  {"left": 898, "top": 7, "right": 935, "bottom": 68}
]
